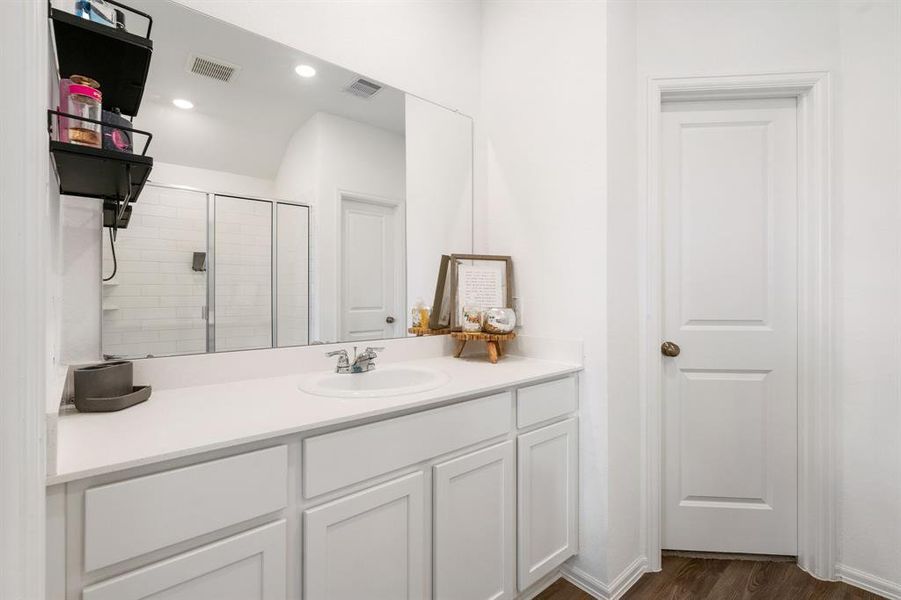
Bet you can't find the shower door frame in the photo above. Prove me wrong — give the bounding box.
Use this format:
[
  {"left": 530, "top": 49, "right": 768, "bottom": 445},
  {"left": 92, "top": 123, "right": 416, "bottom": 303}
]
[{"left": 209, "top": 192, "right": 312, "bottom": 352}]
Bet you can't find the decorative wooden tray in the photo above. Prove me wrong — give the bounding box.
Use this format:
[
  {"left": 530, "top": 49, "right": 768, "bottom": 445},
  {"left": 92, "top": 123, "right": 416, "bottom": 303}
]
[
  {"left": 450, "top": 331, "right": 517, "bottom": 364},
  {"left": 408, "top": 327, "right": 452, "bottom": 337}
]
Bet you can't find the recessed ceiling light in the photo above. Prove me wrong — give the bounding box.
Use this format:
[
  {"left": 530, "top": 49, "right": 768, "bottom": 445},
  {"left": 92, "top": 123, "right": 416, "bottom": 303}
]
[
  {"left": 294, "top": 64, "right": 316, "bottom": 78},
  {"left": 172, "top": 98, "right": 194, "bottom": 110}
]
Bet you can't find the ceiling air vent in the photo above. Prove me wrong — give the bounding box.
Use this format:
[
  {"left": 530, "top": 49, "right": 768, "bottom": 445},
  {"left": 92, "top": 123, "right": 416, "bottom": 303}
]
[
  {"left": 186, "top": 54, "right": 240, "bottom": 83},
  {"left": 344, "top": 77, "right": 382, "bottom": 100}
]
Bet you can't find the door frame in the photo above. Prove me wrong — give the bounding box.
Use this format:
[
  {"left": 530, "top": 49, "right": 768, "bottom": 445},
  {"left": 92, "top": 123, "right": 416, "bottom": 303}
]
[
  {"left": 640, "top": 72, "right": 835, "bottom": 579},
  {"left": 336, "top": 190, "right": 406, "bottom": 342}
]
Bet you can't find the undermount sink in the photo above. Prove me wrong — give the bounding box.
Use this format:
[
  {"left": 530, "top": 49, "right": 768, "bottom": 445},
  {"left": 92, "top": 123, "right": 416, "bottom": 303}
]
[{"left": 298, "top": 365, "right": 449, "bottom": 398}]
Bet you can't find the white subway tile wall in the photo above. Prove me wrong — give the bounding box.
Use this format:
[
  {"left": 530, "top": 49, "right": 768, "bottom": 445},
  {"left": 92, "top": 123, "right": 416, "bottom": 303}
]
[
  {"left": 276, "top": 203, "right": 311, "bottom": 346},
  {"left": 214, "top": 196, "right": 273, "bottom": 351},
  {"left": 102, "top": 186, "right": 208, "bottom": 358}
]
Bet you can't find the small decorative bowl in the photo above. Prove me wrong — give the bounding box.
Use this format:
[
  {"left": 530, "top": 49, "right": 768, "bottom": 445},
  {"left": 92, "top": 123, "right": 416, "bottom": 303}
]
[
  {"left": 483, "top": 307, "right": 516, "bottom": 334},
  {"left": 462, "top": 306, "right": 484, "bottom": 332}
]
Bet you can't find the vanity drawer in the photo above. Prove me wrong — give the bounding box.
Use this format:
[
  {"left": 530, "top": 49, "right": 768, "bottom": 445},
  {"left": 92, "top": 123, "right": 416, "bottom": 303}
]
[
  {"left": 83, "top": 445, "right": 288, "bottom": 572},
  {"left": 516, "top": 376, "right": 577, "bottom": 429},
  {"left": 303, "top": 392, "right": 512, "bottom": 498}
]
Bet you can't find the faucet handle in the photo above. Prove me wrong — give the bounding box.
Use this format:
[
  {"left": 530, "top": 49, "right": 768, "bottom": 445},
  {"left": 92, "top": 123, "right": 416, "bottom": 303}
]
[
  {"left": 363, "top": 346, "right": 385, "bottom": 355},
  {"left": 326, "top": 349, "right": 350, "bottom": 371}
]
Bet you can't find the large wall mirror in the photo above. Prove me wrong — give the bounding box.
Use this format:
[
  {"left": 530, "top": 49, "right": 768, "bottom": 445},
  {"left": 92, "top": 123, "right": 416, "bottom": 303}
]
[{"left": 100, "top": 1, "right": 473, "bottom": 358}]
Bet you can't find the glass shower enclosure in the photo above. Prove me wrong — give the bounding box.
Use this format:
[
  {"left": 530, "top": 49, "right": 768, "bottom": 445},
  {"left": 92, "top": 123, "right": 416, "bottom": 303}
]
[{"left": 101, "top": 183, "right": 310, "bottom": 358}]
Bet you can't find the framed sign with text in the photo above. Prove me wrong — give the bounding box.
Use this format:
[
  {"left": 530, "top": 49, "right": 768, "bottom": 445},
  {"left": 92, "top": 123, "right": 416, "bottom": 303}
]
[{"left": 449, "top": 254, "right": 514, "bottom": 329}]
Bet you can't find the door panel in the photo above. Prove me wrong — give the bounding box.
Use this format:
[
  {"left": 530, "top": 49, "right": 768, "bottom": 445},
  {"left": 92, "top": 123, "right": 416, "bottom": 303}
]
[
  {"left": 517, "top": 419, "right": 578, "bottom": 590},
  {"left": 434, "top": 441, "right": 515, "bottom": 600},
  {"left": 214, "top": 195, "right": 272, "bottom": 351},
  {"left": 661, "top": 98, "right": 798, "bottom": 555},
  {"left": 340, "top": 197, "right": 400, "bottom": 341},
  {"left": 303, "top": 472, "right": 425, "bottom": 600},
  {"left": 678, "top": 122, "right": 772, "bottom": 326},
  {"left": 276, "top": 203, "right": 310, "bottom": 347},
  {"left": 82, "top": 521, "right": 286, "bottom": 600}
]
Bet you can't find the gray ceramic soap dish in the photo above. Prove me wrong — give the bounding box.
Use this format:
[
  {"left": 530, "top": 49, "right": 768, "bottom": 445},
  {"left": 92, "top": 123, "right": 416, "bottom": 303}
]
[{"left": 73, "top": 361, "right": 151, "bottom": 412}]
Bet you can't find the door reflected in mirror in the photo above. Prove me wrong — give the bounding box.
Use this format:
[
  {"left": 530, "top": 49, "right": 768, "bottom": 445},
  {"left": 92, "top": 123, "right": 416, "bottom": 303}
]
[{"left": 101, "top": 0, "right": 472, "bottom": 359}]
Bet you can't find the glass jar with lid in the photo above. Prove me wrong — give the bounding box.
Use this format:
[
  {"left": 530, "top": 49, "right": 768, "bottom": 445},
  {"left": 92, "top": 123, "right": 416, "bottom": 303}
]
[{"left": 61, "top": 75, "right": 102, "bottom": 148}]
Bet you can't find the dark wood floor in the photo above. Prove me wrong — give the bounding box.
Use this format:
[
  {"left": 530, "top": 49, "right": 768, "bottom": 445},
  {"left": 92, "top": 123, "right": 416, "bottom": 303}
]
[{"left": 536, "top": 556, "right": 885, "bottom": 600}]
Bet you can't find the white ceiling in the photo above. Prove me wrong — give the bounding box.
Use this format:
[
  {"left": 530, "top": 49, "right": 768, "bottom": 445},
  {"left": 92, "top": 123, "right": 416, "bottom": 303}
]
[{"left": 130, "top": 0, "right": 405, "bottom": 180}]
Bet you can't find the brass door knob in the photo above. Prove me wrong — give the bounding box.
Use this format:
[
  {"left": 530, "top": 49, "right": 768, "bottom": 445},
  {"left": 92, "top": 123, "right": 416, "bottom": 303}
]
[{"left": 661, "top": 341, "right": 680, "bottom": 357}]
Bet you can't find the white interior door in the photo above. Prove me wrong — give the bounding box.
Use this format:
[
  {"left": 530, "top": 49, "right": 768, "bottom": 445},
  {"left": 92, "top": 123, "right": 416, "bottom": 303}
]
[
  {"left": 661, "top": 97, "right": 798, "bottom": 555},
  {"left": 340, "top": 196, "right": 401, "bottom": 342}
]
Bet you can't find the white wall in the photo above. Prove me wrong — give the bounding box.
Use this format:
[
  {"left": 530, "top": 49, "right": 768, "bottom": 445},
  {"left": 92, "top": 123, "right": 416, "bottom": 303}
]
[
  {"left": 275, "top": 112, "right": 405, "bottom": 343},
  {"left": 60, "top": 197, "right": 102, "bottom": 363},
  {"left": 149, "top": 161, "right": 277, "bottom": 199},
  {"left": 632, "top": 0, "right": 901, "bottom": 588},
  {"left": 478, "top": 0, "right": 611, "bottom": 584},
  {"left": 405, "top": 95, "right": 473, "bottom": 320},
  {"left": 135, "top": 100, "right": 284, "bottom": 181},
  {"left": 834, "top": 1, "right": 901, "bottom": 587},
  {"left": 1, "top": 1, "right": 49, "bottom": 596},
  {"left": 172, "top": 0, "right": 481, "bottom": 117},
  {"left": 605, "top": 0, "right": 642, "bottom": 583}
]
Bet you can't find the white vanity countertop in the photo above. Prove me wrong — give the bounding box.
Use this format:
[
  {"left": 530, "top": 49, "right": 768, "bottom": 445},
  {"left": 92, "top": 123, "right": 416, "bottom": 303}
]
[{"left": 48, "top": 355, "right": 581, "bottom": 485}]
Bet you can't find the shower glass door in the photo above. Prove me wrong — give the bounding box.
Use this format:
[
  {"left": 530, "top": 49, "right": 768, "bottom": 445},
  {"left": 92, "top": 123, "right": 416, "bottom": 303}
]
[{"left": 212, "top": 195, "right": 273, "bottom": 352}]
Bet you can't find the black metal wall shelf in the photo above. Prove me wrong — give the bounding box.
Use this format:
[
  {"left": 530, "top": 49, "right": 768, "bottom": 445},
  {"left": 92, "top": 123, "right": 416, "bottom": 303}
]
[
  {"left": 50, "top": 2, "right": 153, "bottom": 117},
  {"left": 48, "top": 110, "right": 153, "bottom": 227},
  {"left": 50, "top": 140, "right": 152, "bottom": 199}
]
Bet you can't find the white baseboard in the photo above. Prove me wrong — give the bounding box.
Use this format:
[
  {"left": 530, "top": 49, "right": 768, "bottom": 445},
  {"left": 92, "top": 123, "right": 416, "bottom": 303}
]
[
  {"left": 837, "top": 564, "right": 901, "bottom": 600},
  {"left": 561, "top": 556, "right": 648, "bottom": 600},
  {"left": 515, "top": 569, "right": 568, "bottom": 600},
  {"left": 554, "top": 557, "right": 899, "bottom": 600}
]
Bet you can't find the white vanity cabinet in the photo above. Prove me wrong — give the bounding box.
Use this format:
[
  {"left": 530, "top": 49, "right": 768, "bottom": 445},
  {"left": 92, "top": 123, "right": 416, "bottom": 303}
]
[{"left": 47, "top": 374, "right": 580, "bottom": 600}]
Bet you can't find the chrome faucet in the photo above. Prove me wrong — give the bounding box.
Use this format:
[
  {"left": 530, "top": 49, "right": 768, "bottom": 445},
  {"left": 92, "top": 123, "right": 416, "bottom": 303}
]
[{"left": 326, "top": 346, "right": 385, "bottom": 374}]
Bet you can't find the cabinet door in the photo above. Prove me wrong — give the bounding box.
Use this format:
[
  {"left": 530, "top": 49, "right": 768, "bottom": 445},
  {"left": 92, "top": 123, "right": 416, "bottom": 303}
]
[
  {"left": 82, "top": 520, "right": 286, "bottom": 600},
  {"left": 434, "top": 441, "right": 515, "bottom": 600},
  {"left": 517, "top": 419, "right": 578, "bottom": 590},
  {"left": 304, "top": 472, "right": 426, "bottom": 600}
]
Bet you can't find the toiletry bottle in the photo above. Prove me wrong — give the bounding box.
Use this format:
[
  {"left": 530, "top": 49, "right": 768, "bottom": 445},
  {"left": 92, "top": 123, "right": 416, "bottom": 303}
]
[{"left": 411, "top": 298, "right": 425, "bottom": 328}]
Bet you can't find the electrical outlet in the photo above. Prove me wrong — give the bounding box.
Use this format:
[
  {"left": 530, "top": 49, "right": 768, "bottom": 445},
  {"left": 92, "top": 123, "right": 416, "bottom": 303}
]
[{"left": 513, "top": 296, "right": 524, "bottom": 327}]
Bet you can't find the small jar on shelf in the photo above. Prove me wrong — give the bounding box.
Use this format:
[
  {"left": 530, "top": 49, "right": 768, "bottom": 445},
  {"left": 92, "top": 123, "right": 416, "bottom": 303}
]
[{"left": 59, "top": 75, "right": 103, "bottom": 148}]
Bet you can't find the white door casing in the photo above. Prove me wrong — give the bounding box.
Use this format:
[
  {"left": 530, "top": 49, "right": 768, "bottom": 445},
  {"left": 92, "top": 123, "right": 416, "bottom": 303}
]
[
  {"left": 339, "top": 195, "right": 403, "bottom": 342},
  {"left": 433, "top": 441, "right": 515, "bottom": 600},
  {"left": 643, "top": 72, "right": 834, "bottom": 577},
  {"left": 660, "top": 97, "right": 799, "bottom": 555}
]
